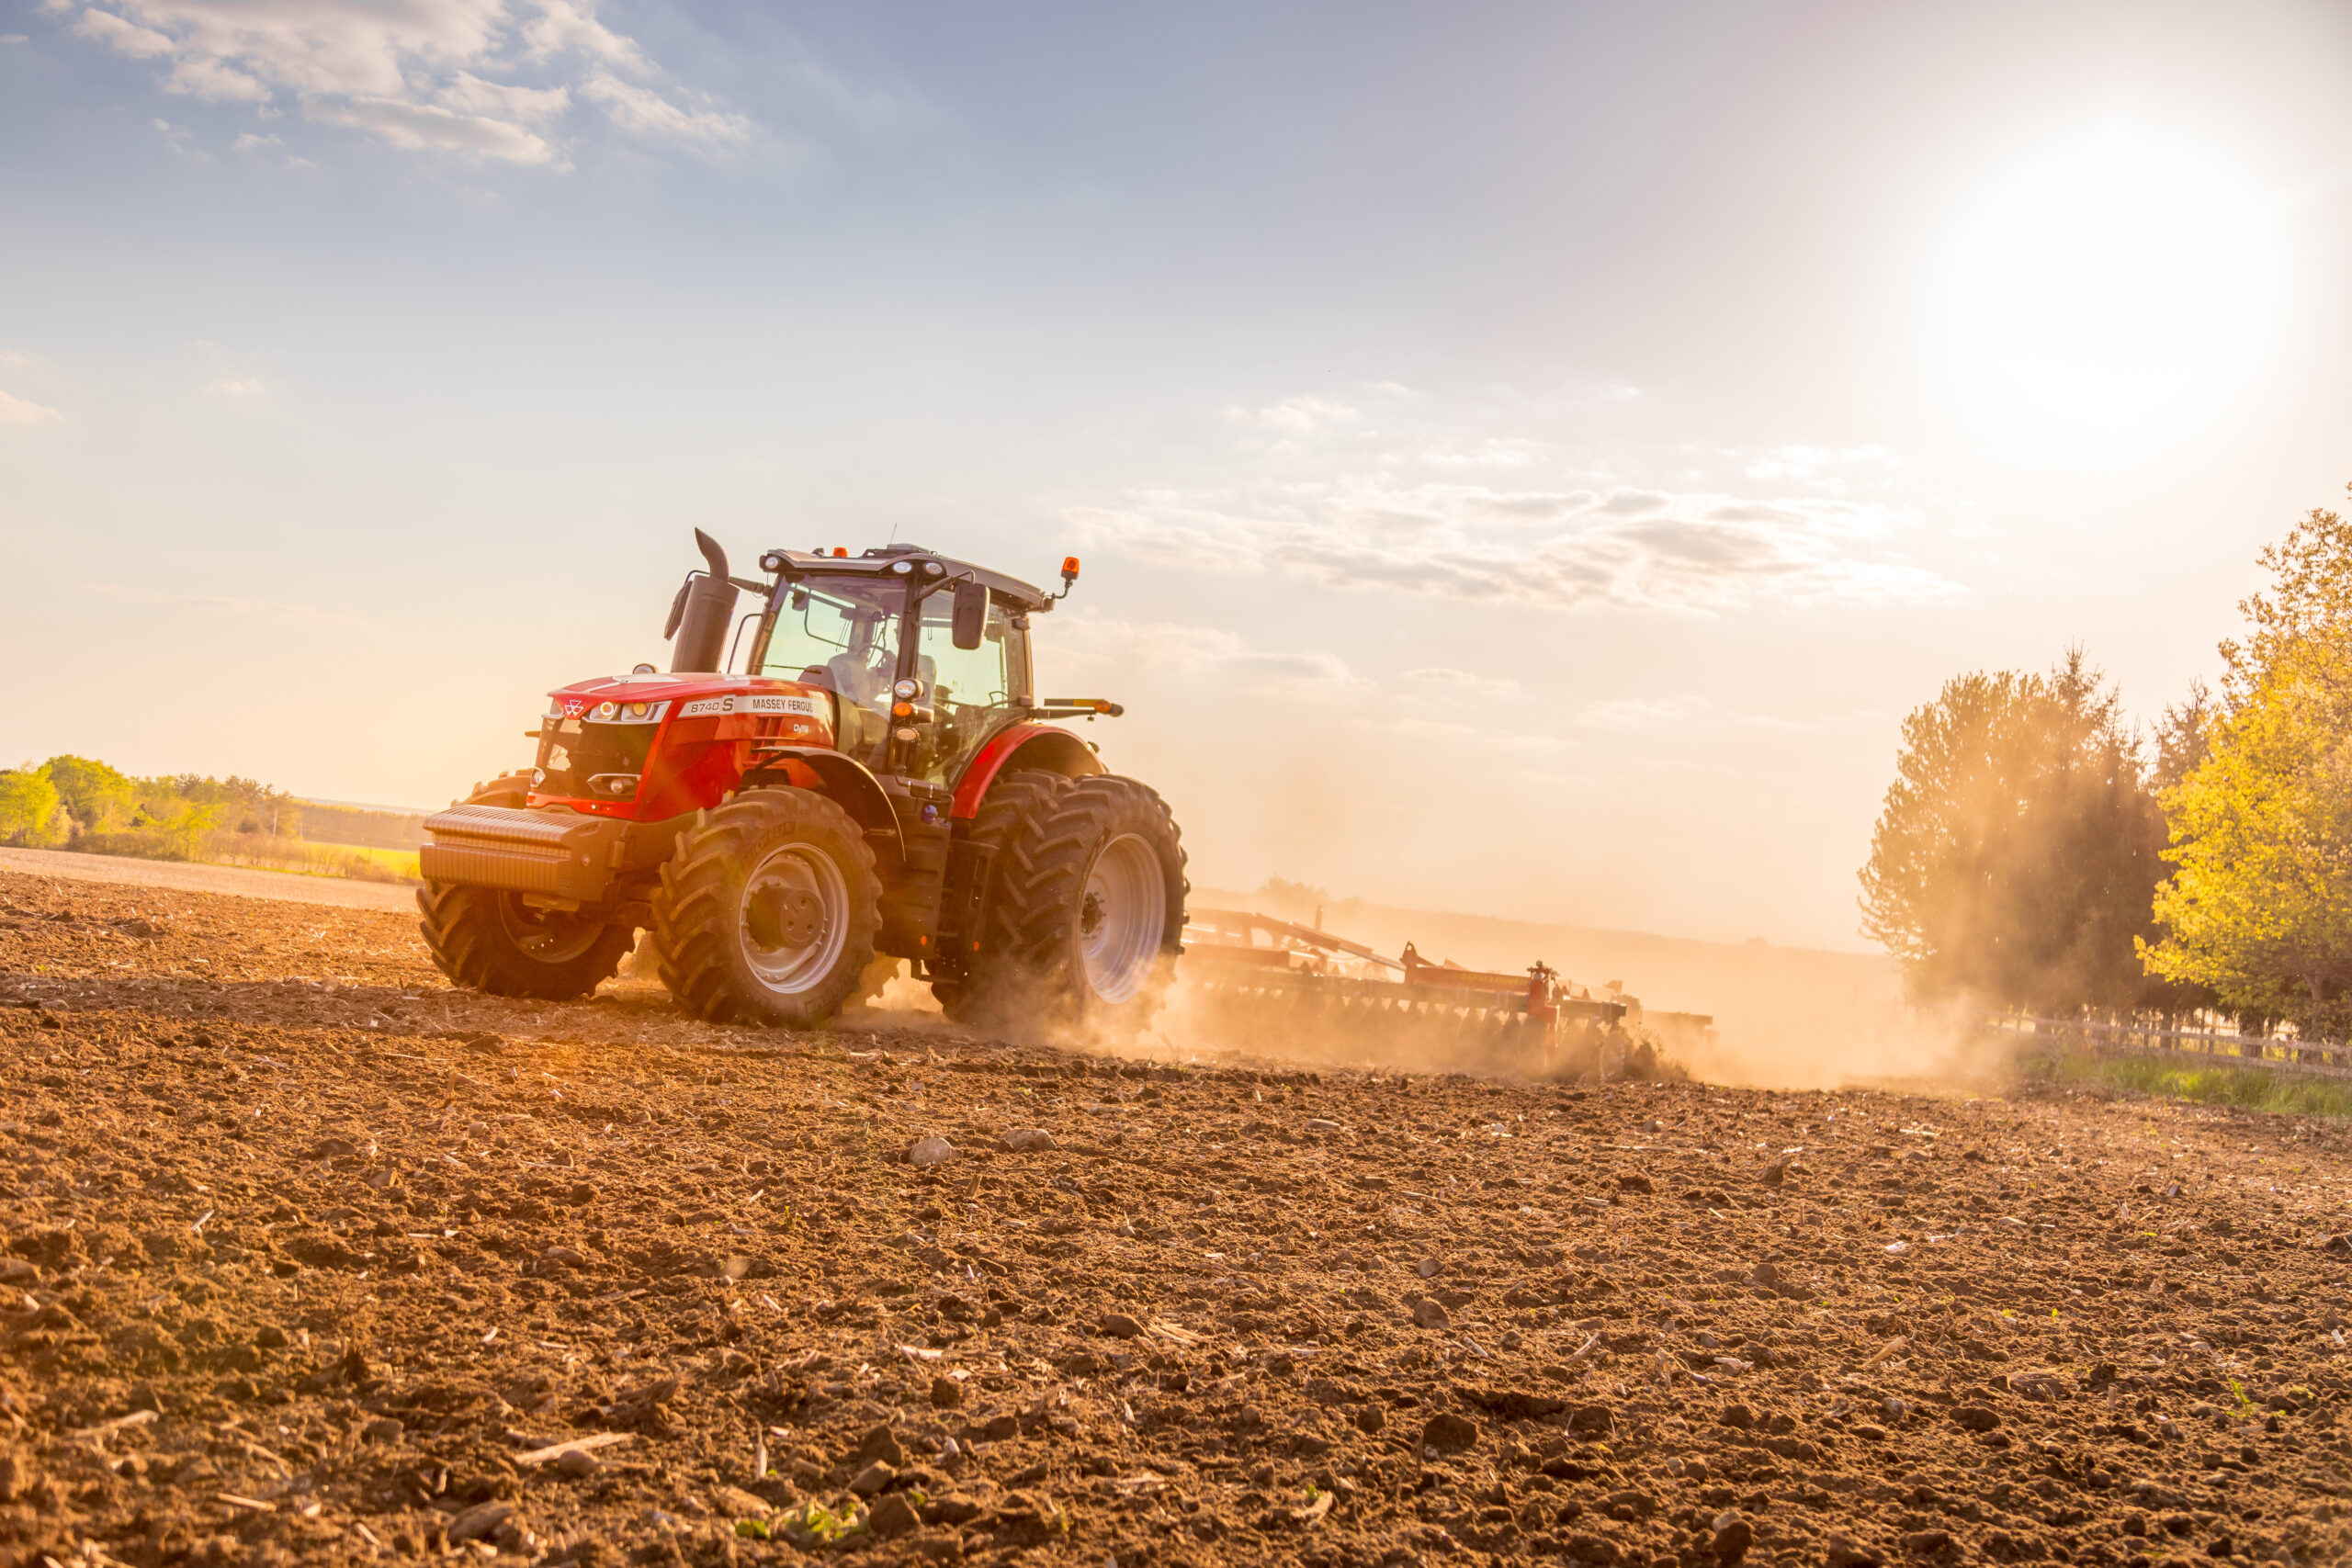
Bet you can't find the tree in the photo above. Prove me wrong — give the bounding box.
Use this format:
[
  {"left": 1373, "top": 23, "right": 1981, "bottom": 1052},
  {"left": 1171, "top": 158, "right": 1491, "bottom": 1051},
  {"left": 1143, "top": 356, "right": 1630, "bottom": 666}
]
[
  {"left": 42, "top": 754, "right": 134, "bottom": 834},
  {"left": 2143, "top": 489, "right": 2352, "bottom": 1037},
  {"left": 0, "top": 764, "right": 67, "bottom": 848},
  {"left": 2152, "top": 680, "right": 2215, "bottom": 793},
  {"left": 1860, "top": 650, "right": 2167, "bottom": 1012},
  {"left": 2218, "top": 486, "right": 2352, "bottom": 700}
]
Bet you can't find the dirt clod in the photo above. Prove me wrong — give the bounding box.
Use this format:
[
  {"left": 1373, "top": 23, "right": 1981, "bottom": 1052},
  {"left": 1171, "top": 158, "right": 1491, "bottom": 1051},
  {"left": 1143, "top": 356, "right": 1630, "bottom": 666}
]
[
  {"left": 866, "top": 1490, "right": 921, "bottom": 1538},
  {"left": 1420, "top": 1410, "right": 1480, "bottom": 1453}
]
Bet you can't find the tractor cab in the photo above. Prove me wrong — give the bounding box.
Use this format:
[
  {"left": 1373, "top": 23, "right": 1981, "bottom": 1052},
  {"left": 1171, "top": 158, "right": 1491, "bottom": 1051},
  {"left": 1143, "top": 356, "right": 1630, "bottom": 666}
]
[{"left": 744, "top": 545, "right": 1048, "bottom": 788}]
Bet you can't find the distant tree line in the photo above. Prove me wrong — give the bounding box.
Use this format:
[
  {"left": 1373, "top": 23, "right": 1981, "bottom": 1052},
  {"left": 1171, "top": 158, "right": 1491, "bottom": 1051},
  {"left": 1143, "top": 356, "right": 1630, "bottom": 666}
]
[
  {"left": 0, "top": 756, "right": 302, "bottom": 856},
  {"left": 1860, "top": 484, "right": 2352, "bottom": 1039}
]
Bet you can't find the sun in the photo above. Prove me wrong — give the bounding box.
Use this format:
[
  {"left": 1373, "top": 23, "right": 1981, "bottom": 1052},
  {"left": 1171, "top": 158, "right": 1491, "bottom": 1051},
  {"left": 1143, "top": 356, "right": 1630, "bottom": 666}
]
[{"left": 1938, "top": 130, "right": 2277, "bottom": 440}]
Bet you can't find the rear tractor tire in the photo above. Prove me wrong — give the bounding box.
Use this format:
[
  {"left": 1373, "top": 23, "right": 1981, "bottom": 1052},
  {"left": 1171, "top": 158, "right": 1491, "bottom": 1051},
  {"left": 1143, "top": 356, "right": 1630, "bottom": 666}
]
[
  {"left": 416, "top": 774, "right": 636, "bottom": 1001},
  {"left": 993, "top": 774, "right": 1187, "bottom": 1032},
  {"left": 932, "top": 768, "right": 1070, "bottom": 1025},
  {"left": 651, "top": 787, "right": 882, "bottom": 1027}
]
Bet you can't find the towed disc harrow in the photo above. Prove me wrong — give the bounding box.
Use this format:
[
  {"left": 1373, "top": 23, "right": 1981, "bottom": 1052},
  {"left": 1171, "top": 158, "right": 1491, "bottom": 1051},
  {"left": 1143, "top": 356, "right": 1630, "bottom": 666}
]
[{"left": 1180, "top": 908, "right": 1710, "bottom": 1080}]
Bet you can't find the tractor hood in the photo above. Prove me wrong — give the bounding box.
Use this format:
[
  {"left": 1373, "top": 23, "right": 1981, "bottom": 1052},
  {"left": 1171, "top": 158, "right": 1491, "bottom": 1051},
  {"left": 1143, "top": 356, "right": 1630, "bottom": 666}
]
[
  {"left": 544, "top": 671, "right": 804, "bottom": 716},
  {"left": 532, "top": 671, "right": 838, "bottom": 819}
]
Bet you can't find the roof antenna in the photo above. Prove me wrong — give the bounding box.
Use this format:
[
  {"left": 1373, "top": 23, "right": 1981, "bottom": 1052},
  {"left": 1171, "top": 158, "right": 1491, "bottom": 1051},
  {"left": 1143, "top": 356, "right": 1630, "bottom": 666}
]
[{"left": 887, "top": 521, "right": 901, "bottom": 546}]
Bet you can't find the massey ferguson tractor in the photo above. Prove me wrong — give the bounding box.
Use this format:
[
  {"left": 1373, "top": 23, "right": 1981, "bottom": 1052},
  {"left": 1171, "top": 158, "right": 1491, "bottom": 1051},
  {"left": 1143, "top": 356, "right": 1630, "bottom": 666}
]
[{"left": 416, "top": 533, "right": 1187, "bottom": 1031}]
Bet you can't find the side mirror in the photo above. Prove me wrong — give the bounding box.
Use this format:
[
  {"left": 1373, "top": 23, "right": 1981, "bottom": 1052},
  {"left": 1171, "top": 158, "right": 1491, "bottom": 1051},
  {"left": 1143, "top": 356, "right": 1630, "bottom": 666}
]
[{"left": 951, "top": 580, "right": 989, "bottom": 650}]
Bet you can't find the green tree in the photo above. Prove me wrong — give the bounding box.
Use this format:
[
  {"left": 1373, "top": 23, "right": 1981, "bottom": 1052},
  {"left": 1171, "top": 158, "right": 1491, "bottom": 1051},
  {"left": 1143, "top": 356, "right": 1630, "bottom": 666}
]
[
  {"left": 154, "top": 799, "right": 222, "bottom": 860},
  {"left": 2143, "top": 489, "right": 2352, "bottom": 1036},
  {"left": 42, "top": 753, "right": 135, "bottom": 833},
  {"left": 0, "top": 763, "right": 67, "bottom": 848},
  {"left": 1860, "top": 651, "right": 2166, "bottom": 1012}
]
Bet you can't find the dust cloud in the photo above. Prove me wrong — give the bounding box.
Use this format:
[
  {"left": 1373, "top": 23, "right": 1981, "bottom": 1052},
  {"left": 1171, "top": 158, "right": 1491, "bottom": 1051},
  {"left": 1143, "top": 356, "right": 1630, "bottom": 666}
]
[
  {"left": 1179, "top": 884, "right": 1982, "bottom": 1091},
  {"left": 643, "top": 890, "right": 1976, "bottom": 1092}
]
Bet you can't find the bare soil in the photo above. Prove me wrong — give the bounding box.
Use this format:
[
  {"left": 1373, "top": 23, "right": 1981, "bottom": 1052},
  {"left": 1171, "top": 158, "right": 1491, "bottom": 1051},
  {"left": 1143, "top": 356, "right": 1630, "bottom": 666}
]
[{"left": 0, "top": 866, "right": 2346, "bottom": 1568}]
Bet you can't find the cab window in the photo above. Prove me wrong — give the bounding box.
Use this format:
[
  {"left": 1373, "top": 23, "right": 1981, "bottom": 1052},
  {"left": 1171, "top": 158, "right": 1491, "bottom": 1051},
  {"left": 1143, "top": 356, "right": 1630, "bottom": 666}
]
[
  {"left": 914, "top": 595, "right": 1020, "bottom": 784},
  {"left": 758, "top": 579, "right": 904, "bottom": 757}
]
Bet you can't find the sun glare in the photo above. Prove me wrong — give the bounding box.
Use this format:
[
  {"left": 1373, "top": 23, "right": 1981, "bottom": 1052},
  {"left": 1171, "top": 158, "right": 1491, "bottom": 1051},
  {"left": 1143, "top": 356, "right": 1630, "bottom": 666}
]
[{"left": 1939, "top": 130, "right": 2276, "bottom": 440}]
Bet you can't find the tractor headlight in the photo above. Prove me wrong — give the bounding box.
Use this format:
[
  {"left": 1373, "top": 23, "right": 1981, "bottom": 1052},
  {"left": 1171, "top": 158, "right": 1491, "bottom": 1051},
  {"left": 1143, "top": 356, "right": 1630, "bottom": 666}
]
[
  {"left": 587, "top": 701, "right": 668, "bottom": 725},
  {"left": 892, "top": 678, "right": 924, "bottom": 702}
]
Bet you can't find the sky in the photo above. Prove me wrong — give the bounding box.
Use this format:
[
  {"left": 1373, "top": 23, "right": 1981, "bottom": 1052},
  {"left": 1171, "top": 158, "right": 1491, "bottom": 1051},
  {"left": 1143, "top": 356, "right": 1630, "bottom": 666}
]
[{"left": 3, "top": 0, "right": 2349, "bottom": 951}]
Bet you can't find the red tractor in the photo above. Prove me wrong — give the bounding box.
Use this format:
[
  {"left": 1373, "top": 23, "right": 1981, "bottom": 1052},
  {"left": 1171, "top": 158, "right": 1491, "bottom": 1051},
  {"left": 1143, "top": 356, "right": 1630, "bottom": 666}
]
[{"left": 416, "top": 534, "right": 1187, "bottom": 1031}]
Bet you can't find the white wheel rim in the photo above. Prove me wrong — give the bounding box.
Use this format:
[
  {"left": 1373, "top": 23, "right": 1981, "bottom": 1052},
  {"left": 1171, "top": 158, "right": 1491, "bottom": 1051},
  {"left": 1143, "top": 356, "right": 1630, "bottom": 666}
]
[
  {"left": 740, "top": 842, "right": 850, "bottom": 996},
  {"left": 1079, "top": 832, "right": 1166, "bottom": 1004}
]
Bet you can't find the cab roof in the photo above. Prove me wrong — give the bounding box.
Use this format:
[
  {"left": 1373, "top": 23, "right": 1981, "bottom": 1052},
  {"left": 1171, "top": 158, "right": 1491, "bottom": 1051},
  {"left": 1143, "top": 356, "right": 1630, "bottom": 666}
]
[{"left": 757, "top": 545, "right": 1053, "bottom": 614}]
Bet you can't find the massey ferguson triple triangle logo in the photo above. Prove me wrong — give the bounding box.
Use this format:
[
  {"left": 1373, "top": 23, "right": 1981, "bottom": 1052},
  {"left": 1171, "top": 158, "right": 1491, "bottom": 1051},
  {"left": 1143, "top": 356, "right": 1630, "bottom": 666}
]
[{"left": 560, "top": 697, "right": 588, "bottom": 719}]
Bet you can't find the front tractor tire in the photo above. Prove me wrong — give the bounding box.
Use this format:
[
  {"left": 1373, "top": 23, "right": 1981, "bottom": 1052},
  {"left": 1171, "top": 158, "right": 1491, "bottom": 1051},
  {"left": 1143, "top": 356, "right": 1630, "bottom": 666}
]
[
  {"left": 995, "top": 774, "right": 1187, "bottom": 1032},
  {"left": 651, "top": 787, "right": 882, "bottom": 1028},
  {"left": 416, "top": 774, "right": 636, "bottom": 1001}
]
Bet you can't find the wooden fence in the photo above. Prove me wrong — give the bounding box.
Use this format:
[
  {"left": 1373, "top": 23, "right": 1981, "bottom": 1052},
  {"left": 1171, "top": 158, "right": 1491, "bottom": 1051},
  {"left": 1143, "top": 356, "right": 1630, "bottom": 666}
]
[{"left": 1984, "top": 1012, "right": 2352, "bottom": 1080}]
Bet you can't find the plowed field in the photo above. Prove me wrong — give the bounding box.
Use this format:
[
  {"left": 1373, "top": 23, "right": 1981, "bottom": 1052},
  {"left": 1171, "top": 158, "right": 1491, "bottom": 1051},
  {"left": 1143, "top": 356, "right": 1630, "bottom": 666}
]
[{"left": 0, "top": 865, "right": 2346, "bottom": 1568}]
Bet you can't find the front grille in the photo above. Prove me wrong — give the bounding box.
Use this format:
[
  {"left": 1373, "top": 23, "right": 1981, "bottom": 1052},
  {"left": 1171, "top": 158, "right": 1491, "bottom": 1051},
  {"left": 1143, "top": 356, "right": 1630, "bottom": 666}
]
[
  {"left": 421, "top": 803, "right": 620, "bottom": 900},
  {"left": 537, "top": 719, "right": 655, "bottom": 799}
]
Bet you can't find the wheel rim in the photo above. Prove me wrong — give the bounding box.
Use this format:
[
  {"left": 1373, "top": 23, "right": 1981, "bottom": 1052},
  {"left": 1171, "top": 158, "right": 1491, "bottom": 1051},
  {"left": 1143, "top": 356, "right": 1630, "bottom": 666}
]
[
  {"left": 1078, "top": 832, "right": 1166, "bottom": 1004},
  {"left": 740, "top": 841, "right": 850, "bottom": 996},
  {"left": 493, "top": 893, "right": 605, "bottom": 964}
]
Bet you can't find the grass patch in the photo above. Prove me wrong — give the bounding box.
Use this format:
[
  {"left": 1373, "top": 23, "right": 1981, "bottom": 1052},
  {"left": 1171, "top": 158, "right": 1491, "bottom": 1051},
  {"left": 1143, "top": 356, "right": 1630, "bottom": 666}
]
[
  {"left": 297, "top": 840, "right": 422, "bottom": 879},
  {"left": 2018, "top": 1044, "right": 2352, "bottom": 1119},
  {"left": 72, "top": 830, "right": 420, "bottom": 885}
]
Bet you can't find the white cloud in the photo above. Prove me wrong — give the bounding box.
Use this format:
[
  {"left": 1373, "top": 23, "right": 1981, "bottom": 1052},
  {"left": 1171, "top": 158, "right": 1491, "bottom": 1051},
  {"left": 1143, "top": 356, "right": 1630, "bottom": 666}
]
[
  {"left": 166, "top": 51, "right": 273, "bottom": 104},
  {"left": 150, "top": 116, "right": 211, "bottom": 159},
  {"left": 0, "top": 350, "right": 39, "bottom": 368},
  {"left": 0, "top": 34, "right": 30, "bottom": 45},
  {"left": 0, "top": 390, "right": 62, "bottom": 426},
  {"left": 1227, "top": 396, "right": 1362, "bottom": 436},
  {"left": 1598, "top": 487, "right": 1671, "bottom": 515},
  {"left": 438, "top": 70, "right": 568, "bottom": 122},
  {"left": 579, "top": 72, "right": 750, "bottom": 148},
  {"left": 1070, "top": 478, "right": 1952, "bottom": 614},
  {"left": 56, "top": 0, "right": 758, "bottom": 166},
  {"left": 204, "top": 378, "right": 268, "bottom": 398},
  {"left": 1067, "top": 395, "right": 1951, "bottom": 615},
  {"left": 232, "top": 131, "right": 281, "bottom": 151},
  {"left": 520, "top": 0, "right": 647, "bottom": 70},
  {"left": 74, "top": 6, "right": 170, "bottom": 56},
  {"left": 311, "top": 95, "right": 556, "bottom": 164}
]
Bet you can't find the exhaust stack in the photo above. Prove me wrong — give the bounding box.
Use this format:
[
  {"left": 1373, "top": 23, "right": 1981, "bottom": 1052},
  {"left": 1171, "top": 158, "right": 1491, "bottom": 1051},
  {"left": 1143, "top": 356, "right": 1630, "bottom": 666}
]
[{"left": 667, "top": 529, "right": 741, "bottom": 673}]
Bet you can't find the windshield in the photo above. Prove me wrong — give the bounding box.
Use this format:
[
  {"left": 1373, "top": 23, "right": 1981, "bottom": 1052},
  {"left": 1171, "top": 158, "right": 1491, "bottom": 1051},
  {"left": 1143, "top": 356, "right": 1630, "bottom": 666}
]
[
  {"left": 751, "top": 570, "right": 1033, "bottom": 780},
  {"left": 757, "top": 578, "right": 906, "bottom": 759}
]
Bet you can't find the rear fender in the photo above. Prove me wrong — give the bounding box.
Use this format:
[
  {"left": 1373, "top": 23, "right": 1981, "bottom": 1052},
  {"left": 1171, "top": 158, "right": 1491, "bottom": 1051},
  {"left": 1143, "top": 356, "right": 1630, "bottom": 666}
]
[
  {"left": 951, "top": 724, "right": 1105, "bottom": 819},
  {"left": 744, "top": 748, "right": 903, "bottom": 864}
]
